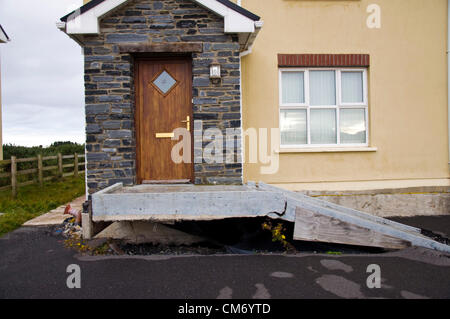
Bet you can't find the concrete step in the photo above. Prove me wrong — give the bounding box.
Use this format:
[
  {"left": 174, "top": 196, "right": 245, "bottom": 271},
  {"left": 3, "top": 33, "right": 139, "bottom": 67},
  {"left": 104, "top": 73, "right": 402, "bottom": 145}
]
[{"left": 91, "top": 183, "right": 287, "bottom": 222}]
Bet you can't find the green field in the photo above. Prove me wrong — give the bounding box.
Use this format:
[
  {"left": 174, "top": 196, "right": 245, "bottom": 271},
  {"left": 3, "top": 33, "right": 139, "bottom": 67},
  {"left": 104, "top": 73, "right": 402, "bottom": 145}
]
[{"left": 0, "top": 175, "right": 85, "bottom": 237}]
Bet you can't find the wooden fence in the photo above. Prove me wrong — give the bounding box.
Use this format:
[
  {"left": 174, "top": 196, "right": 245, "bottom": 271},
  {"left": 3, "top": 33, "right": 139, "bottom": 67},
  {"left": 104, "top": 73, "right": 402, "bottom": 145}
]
[{"left": 0, "top": 153, "right": 85, "bottom": 198}]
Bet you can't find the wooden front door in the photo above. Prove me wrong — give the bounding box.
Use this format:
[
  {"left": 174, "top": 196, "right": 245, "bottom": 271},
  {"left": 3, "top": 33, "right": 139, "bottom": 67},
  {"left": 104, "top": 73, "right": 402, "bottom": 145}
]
[{"left": 135, "top": 57, "right": 193, "bottom": 184}]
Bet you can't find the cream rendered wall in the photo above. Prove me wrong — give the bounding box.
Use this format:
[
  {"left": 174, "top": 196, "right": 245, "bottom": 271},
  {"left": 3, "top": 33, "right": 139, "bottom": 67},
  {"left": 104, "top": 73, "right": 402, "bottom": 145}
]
[{"left": 240, "top": 0, "right": 450, "bottom": 190}]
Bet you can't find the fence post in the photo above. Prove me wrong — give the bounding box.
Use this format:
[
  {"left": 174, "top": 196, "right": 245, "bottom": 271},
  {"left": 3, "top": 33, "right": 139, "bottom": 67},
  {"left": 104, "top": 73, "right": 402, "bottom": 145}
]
[
  {"left": 58, "top": 153, "right": 63, "bottom": 178},
  {"left": 11, "top": 156, "right": 17, "bottom": 198},
  {"left": 74, "top": 153, "right": 79, "bottom": 178},
  {"left": 37, "top": 154, "right": 43, "bottom": 187}
]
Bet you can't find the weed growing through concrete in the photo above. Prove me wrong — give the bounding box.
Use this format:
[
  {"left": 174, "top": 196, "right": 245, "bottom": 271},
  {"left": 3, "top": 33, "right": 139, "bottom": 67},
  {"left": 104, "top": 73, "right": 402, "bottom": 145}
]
[{"left": 262, "top": 221, "right": 296, "bottom": 253}]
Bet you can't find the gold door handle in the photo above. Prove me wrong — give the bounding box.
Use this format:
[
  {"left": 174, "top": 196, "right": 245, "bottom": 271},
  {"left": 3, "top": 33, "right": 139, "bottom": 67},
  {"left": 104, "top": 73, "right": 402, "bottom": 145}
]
[
  {"left": 155, "top": 132, "right": 175, "bottom": 138},
  {"left": 181, "top": 115, "right": 190, "bottom": 131}
]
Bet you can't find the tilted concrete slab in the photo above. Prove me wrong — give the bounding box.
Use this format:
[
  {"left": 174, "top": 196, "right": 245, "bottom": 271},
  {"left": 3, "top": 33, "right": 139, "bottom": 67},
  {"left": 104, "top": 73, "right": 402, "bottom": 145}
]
[
  {"left": 91, "top": 183, "right": 287, "bottom": 222},
  {"left": 257, "top": 183, "right": 450, "bottom": 254},
  {"left": 257, "top": 183, "right": 421, "bottom": 233}
]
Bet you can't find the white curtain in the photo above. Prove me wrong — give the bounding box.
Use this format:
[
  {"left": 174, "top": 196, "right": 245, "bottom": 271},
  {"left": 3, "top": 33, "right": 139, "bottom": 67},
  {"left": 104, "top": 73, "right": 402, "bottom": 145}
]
[
  {"left": 310, "top": 109, "right": 336, "bottom": 144},
  {"left": 282, "top": 72, "right": 304, "bottom": 104},
  {"left": 280, "top": 109, "right": 307, "bottom": 145},
  {"left": 310, "top": 70, "right": 336, "bottom": 106},
  {"left": 341, "top": 72, "right": 363, "bottom": 103},
  {"left": 340, "top": 108, "right": 366, "bottom": 143}
]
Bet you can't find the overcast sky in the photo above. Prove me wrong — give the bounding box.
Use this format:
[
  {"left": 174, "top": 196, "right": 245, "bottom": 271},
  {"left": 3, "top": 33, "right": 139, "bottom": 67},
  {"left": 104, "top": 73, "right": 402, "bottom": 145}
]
[{"left": 0, "top": 0, "right": 85, "bottom": 146}]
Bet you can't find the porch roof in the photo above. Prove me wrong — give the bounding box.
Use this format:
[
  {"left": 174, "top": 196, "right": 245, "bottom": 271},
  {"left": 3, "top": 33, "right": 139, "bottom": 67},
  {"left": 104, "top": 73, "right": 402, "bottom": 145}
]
[
  {"left": 60, "top": 0, "right": 260, "bottom": 23},
  {"left": 57, "top": 0, "right": 263, "bottom": 52}
]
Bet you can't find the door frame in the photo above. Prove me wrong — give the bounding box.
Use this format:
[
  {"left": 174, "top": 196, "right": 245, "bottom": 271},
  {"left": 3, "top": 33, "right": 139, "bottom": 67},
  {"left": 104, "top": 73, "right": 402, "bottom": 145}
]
[{"left": 134, "top": 55, "right": 194, "bottom": 184}]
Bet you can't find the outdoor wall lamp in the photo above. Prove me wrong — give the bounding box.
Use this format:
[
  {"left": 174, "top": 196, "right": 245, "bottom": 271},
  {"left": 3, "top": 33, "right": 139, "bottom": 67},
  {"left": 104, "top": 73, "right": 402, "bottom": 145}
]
[{"left": 210, "top": 63, "right": 221, "bottom": 83}]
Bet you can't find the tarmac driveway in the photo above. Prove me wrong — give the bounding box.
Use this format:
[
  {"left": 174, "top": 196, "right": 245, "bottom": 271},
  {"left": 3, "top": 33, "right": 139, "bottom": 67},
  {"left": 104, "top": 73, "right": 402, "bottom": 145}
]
[{"left": 0, "top": 224, "right": 449, "bottom": 299}]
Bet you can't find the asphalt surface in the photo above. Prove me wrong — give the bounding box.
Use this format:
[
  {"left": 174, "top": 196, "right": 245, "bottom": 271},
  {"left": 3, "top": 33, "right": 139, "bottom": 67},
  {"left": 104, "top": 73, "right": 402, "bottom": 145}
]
[
  {"left": 389, "top": 215, "right": 450, "bottom": 238},
  {"left": 0, "top": 221, "right": 449, "bottom": 299}
]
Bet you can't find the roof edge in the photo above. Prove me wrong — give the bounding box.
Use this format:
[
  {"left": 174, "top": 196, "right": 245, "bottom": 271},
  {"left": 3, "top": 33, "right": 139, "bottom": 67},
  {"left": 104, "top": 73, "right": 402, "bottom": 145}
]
[
  {"left": 215, "top": 0, "right": 260, "bottom": 21},
  {"left": 61, "top": 0, "right": 105, "bottom": 22},
  {"left": 60, "top": 0, "right": 260, "bottom": 22},
  {"left": 0, "top": 24, "right": 10, "bottom": 41}
]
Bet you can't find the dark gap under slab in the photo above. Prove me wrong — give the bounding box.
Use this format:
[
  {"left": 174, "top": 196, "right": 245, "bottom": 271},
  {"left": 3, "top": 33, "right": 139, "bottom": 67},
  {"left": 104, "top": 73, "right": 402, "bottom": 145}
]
[{"left": 116, "top": 218, "right": 388, "bottom": 256}]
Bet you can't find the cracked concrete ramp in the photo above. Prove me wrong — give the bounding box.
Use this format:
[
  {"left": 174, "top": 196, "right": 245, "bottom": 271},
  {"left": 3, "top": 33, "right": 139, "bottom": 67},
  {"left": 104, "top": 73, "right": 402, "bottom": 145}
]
[
  {"left": 89, "top": 182, "right": 450, "bottom": 253},
  {"left": 258, "top": 183, "right": 450, "bottom": 253}
]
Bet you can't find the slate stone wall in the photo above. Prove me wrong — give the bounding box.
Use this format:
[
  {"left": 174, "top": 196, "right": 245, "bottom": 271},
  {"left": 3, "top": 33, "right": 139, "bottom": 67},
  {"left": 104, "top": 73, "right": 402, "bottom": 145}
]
[{"left": 80, "top": 0, "right": 243, "bottom": 193}]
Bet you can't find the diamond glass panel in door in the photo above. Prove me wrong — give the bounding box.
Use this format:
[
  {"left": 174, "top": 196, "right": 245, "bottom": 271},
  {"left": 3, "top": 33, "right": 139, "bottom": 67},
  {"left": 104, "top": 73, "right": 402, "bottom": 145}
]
[{"left": 153, "top": 70, "right": 177, "bottom": 95}]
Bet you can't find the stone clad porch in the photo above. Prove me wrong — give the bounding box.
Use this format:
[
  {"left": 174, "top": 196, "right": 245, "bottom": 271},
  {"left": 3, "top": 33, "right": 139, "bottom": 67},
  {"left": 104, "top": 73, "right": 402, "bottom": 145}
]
[{"left": 58, "top": 0, "right": 263, "bottom": 194}]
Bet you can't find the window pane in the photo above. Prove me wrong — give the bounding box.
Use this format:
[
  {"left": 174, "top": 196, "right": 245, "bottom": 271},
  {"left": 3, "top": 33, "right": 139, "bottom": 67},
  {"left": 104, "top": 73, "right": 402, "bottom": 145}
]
[
  {"left": 310, "top": 109, "right": 336, "bottom": 144},
  {"left": 340, "top": 109, "right": 366, "bottom": 144},
  {"left": 280, "top": 109, "right": 307, "bottom": 145},
  {"left": 310, "top": 70, "right": 336, "bottom": 106},
  {"left": 341, "top": 71, "right": 364, "bottom": 103},
  {"left": 282, "top": 72, "right": 304, "bottom": 104}
]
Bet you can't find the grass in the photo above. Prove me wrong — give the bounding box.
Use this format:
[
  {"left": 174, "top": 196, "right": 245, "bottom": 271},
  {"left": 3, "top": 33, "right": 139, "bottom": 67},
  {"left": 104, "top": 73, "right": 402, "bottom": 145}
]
[{"left": 0, "top": 175, "right": 85, "bottom": 237}]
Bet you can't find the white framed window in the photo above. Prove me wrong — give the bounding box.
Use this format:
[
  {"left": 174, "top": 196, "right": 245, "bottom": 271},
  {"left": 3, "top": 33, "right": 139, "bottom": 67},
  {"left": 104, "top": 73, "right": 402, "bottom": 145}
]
[{"left": 279, "top": 68, "right": 369, "bottom": 148}]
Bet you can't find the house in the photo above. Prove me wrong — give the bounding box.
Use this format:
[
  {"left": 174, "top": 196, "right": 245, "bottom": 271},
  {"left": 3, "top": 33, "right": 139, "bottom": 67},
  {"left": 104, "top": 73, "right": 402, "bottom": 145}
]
[
  {"left": 54, "top": 0, "right": 450, "bottom": 250},
  {"left": 0, "top": 24, "right": 9, "bottom": 161},
  {"left": 57, "top": 0, "right": 449, "bottom": 197}
]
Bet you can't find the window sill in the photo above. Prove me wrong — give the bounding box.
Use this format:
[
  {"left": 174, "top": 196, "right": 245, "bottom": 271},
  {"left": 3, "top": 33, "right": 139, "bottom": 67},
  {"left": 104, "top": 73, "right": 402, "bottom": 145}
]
[{"left": 276, "top": 147, "right": 378, "bottom": 154}]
